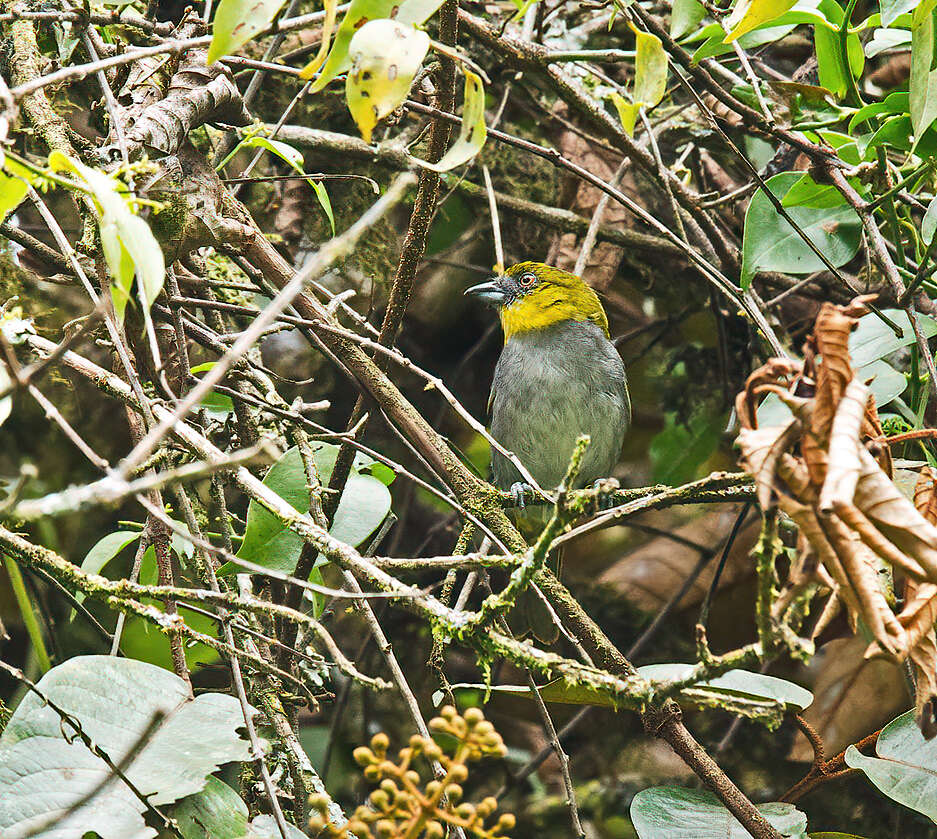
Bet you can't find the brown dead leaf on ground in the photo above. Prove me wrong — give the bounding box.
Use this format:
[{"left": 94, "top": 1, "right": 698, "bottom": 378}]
[{"left": 736, "top": 298, "right": 937, "bottom": 737}]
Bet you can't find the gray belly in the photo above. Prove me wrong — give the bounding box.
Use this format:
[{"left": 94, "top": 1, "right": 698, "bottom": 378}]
[{"left": 489, "top": 320, "right": 629, "bottom": 490}]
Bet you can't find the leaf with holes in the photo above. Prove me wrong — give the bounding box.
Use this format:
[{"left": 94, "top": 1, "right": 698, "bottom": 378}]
[
  {"left": 207, "top": 0, "right": 287, "bottom": 64},
  {"left": 301, "top": 0, "right": 445, "bottom": 89},
  {"left": 345, "top": 20, "right": 430, "bottom": 143},
  {"left": 412, "top": 71, "right": 487, "bottom": 172},
  {"left": 0, "top": 656, "right": 254, "bottom": 839}
]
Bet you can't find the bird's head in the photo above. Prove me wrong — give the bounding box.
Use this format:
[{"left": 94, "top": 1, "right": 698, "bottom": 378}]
[{"left": 464, "top": 261, "right": 609, "bottom": 342}]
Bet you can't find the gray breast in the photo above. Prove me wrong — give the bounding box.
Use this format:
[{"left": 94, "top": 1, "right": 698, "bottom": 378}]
[{"left": 489, "top": 320, "right": 630, "bottom": 490}]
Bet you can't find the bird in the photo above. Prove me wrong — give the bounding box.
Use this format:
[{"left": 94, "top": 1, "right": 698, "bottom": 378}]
[{"left": 465, "top": 261, "right": 631, "bottom": 640}]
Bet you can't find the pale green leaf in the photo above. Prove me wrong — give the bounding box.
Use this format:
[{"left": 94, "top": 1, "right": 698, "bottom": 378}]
[
  {"left": 849, "top": 308, "right": 937, "bottom": 367},
  {"left": 345, "top": 20, "right": 430, "bottom": 143},
  {"left": 207, "top": 0, "right": 287, "bottom": 64},
  {"left": 924, "top": 195, "right": 937, "bottom": 246},
  {"left": 636, "top": 664, "right": 814, "bottom": 710},
  {"left": 911, "top": 2, "right": 937, "bottom": 139},
  {"left": 0, "top": 656, "right": 254, "bottom": 839},
  {"left": 880, "top": 0, "right": 916, "bottom": 27},
  {"left": 631, "top": 787, "right": 808, "bottom": 838},
  {"left": 412, "top": 71, "right": 487, "bottom": 172},
  {"left": 48, "top": 151, "right": 165, "bottom": 320},
  {"left": 671, "top": 0, "right": 705, "bottom": 38},
  {"left": 632, "top": 24, "right": 668, "bottom": 107},
  {"left": 844, "top": 709, "right": 937, "bottom": 822},
  {"left": 0, "top": 168, "right": 28, "bottom": 221}
]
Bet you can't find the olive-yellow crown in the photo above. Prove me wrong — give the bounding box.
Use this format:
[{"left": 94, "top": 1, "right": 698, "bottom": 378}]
[{"left": 464, "top": 261, "right": 609, "bottom": 341}]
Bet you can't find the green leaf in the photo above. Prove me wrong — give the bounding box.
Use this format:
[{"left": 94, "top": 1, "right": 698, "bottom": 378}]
[
  {"left": 0, "top": 167, "right": 28, "bottom": 221},
  {"left": 636, "top": 664, "right": 814, "bottom": 710},
  {"left": 222, "top": 135, "right": 337, "bottom": 232},
  {"left": 809, "top": 834, "right": 871, "bottom": 838},
  {"left": 758, "top": 375, "right": 903, "bottom": 427},
  {"left": 74, "top": 529, "right": 141, "bottom": 607},
  {"left": 610, "top": 92, "right": 641, "bottom": 136},
  {"left": 649, "top": 411, "right": 722, "bottom": 485},
  {"left": 207, "top": 0, "right": 287, "bottom": 64},
  {"left": 849, "top": 308, "right": 937, "bottom": 367},
  {"left": 0, "top": 655, "right": 254, "bottom": 839},
  {"left": 449, "top": 667, "right": 812, "bottom": 712},
  {"left": 724, "top": 0, "right": 798, "bottom": 42},
  {"left": 173, "top": 776, "right": 250, "bottom": 839},
  {"left": 860, "top": 359, "right": 908, "bottom": 407},
  {"left": 190, "top": 361, "right": 236, "bottom": 419},
  {"left": 632, "top": 24, "right": 668, "bottom": 107},
  {"left": 911, "top": 2, "right": 937, "bottom": 139},
  {"left": 881, "top": 0, "right": 917, "bottom": 27},
  {"left": 310, "top": 179, "right": 335, "bottom": 236},
  {"left": 631, "top": 787, "right": 809, "bottom": 838},
  {"left": 848, "top": 91, "right": 908, "bottom": 133},
  {"left": 345, "top": 20, "right": 430, "bottom": 143},
  {"left": 781, "top": 172, "right": 851, "bottom": 209},
  {"left": 412, "top": 71, "right": 487, "bottom": 172},
  {"left": 844, "top": 709, "right": 937, "bottom": 822},
  {"left": 740, "top": 172, "right": 862, "bottom": 288},
  {"left": 925, "top": 195, "right": 937, "bottom": 247},
  {"left": 221, "top": 443, "right": 392, "bottom": 576},
  {"left": 301, "top": 0, "right": 445, "bottom": 91},
  {"left": 671, "top": 0, "right": 705, "bottom": 38},
  {"left": 814, "top": 0, "right": 863, "bottom": 99}
]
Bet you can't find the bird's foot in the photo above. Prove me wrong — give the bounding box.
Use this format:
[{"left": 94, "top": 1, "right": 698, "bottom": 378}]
[
  {"left": 592, "top": 477, "right": 621, "bottom": 511},
  {"left": 509, "top": 481, "right": 535, "bottom": 509}
]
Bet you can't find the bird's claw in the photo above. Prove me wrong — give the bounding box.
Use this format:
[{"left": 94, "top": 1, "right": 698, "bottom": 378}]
[
  {"left": 510, "top": 481, "right": 534, "bottom": 509},
  {"left": 593, "top": 477, "right": 621, "bottom": 511}
]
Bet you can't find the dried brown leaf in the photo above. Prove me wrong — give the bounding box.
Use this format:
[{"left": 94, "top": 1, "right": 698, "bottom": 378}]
[{"left": 788, "top": 636, "right": 907, "bottom": 761}]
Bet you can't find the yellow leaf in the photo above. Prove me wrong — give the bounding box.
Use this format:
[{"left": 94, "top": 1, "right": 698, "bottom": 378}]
[
  {"left": 412, "top": 71, "right": 487, "bottom": 172},
  {"left": 297, "top": 0, "right": 337, "bottom": 80},
  {"left": 344, "top": 20, "right": 430, "bottom": 143},
  {"left": 610, "top": 92, "right": 641, "bottom": 137},
  {"left": 631, "top": 24, "right": 667, "bottom": 108},
  {"left": 723, "top": 0, "right": 797, "bottom": 43}
]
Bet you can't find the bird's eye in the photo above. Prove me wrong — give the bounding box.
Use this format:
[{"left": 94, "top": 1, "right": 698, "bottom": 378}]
[{"left": 518, "top": 272, "right": 537, "bottom": 288}]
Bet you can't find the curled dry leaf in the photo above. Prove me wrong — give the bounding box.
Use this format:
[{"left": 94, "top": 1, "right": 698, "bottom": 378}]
[{"left": 735, "top": 299, "right": 937, "bottom": 736}]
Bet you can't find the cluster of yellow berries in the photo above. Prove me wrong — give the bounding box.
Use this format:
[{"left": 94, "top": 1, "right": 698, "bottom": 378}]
[{"left": 308, "top": 706, "right": 514, "bottom": 838}]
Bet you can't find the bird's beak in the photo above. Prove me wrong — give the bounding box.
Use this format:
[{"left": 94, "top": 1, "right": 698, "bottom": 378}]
[{"left": 464, "top": 278, "right": 508, "bottom": 306}]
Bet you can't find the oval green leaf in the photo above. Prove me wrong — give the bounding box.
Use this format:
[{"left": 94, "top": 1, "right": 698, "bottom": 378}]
[
  {"left": 740, "top": 172, "right": 862, "bottom": 289},
  {"left": 631, "top": 787, "right": 808, "bottom": 838}
]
